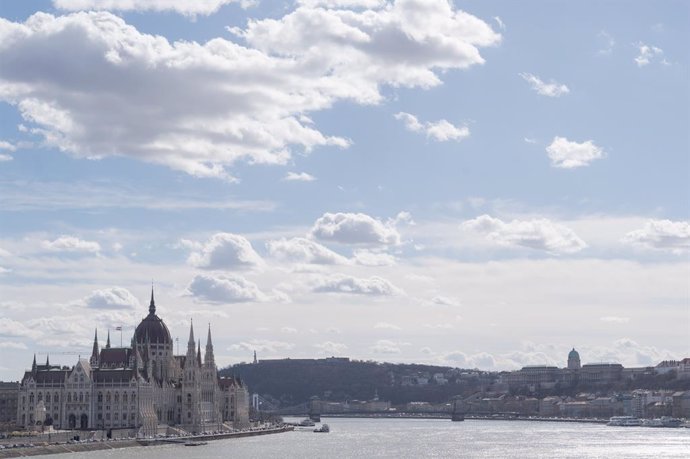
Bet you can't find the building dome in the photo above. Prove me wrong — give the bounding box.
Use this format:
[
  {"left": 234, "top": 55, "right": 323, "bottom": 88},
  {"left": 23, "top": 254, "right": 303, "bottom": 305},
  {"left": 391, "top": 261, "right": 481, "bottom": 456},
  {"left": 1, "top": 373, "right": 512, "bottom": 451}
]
[
  {"left": 134, "top": 289, "right": 172, "bottom": 345},
  {"left": 568, "top": 348, "right": 580, "bottom": 360}
]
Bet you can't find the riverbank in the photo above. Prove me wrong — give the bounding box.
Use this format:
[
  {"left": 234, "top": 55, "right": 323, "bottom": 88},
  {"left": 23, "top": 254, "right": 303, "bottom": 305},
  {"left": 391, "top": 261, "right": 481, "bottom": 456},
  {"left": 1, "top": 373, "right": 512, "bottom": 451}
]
[
  {"left": 318, "top": 413, "right": 609, "bottom": 424},
  {"left": 0, "top": 425, "right": 293, "bottom": 458}
]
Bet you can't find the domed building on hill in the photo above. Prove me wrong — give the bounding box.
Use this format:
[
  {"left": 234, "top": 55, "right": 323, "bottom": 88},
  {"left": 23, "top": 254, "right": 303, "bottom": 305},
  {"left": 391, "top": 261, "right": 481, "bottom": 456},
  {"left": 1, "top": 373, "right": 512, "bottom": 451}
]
[
  {"left": 16, "top": 289, "right": 249, "bottom": 435},
  {"left": 567, "top": 348, "right": 581, "bottom": 370}
]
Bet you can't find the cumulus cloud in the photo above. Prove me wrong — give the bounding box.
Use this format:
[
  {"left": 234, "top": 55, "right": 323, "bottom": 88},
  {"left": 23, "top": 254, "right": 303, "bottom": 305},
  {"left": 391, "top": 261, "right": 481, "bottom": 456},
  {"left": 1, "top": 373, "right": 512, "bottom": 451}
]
[
  {"left": 352, "top": 249, "right": 396, "bottom": 266},
  {"left": 0, "top": 140, "right": 16, "bottom": 160},
  {"left": 267, "top": 237, "right": 349, "bottom": 265},
  {"left": 0, "top": 341, "right": 28, "bottom": 350},
  {"left": 82, "top": 287, "right": 140, "bottom": 310},
  {"left": 0, "top": 3, "right": 498, "bottom": 178},
  {"left": 371, "top": 339, "right": 408, "bottom": 354},
  {"left": 41, "top": 235, "right": 101, "bottom": 253},
  {"left": 519, "top": 73, "right": 569, "bottom": 97},
  {"left": 634, "top": 42, "right": 664, "bottom": 67},
  {"left": 426, "top": 295, "right": 461, "bottom": 307},
  {"left": 545, "top": 136, "right": 605, "bottom": 168},
  {"left": 314, "top": 341, "right": 348, "bottom": 354},
  {"left": 394, "top": 112, "right": 469, "bottom": 142},
  {"left": 374, "top": 322, "right": 402, "bottom": 330},
  {"left": 622, "top": 219, "right": 690, "bottom": 253},
  {"left": 462, "top": 214, "right": 587, "bottom": 254},
  {"left": 312, "top": 273, "right": 404, "bottom": 296},
  {"left": 230, "top": 339, "right": 294, "bottom": 353},
  {"left": 185, "top": 233, "right": 263, "bottom": 270},
  {"left": 0, "top": 318, "right": 41, "bottom": 339},
  {"left": 54, "top": 0, "right": 254, "bottom": 16},
  {"left": 283, "top": 171, "right": 316, "bottom": 182},
  {"left": 310, "top": 212, "right": 404, "bottom": 245},
  {"left": 444, "top": 351, "right": 497, "bottom": 369},
  {"left": 186, "top": 273, "right": 287, "bottom": 303}
]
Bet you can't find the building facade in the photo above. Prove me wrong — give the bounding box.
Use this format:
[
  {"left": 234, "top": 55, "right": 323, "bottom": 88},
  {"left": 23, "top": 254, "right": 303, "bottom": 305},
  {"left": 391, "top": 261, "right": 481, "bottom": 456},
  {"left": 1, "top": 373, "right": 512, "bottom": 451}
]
[
  {"left": 16, "top": 290, "right": 249, "bottom": 435},
  {"left": 0, "top": 382, "right": 19, "bottom": 431}
]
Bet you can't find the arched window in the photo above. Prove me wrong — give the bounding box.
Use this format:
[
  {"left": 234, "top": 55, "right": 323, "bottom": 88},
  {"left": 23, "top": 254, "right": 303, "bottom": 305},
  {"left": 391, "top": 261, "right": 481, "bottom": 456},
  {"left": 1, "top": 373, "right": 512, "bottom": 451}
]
[
  {"left": 37, "top": 393, "right": 43, "bottom": 402},
  {"left": 187, "top": 393, "right": 192, "bottom": 404},
  {"left": 106, "top": 392, "right": 111, "bottom": 402},
  {"left": 29, "top": 393, "right": 34, "bottom": 403},
  {"left": 123, "top": 393, "right": 128, "bottom": 403},
  {"left": 131, "top": 393, "right": 136, "bottom": 403},
  {"left": 54, "top": 393, "right": 59, "bottom": 402},
  {"left": 79, "top": 393, "right": 83, "bottom": 402},
  {"left": 98, "top": 392, "right": 103, "bottom": 403},
  {"left": 46, "top": 393, "right": 51, "bottom": 403},
  {"left": 66, "top": 393, "right": 71, "bottom": 403}
]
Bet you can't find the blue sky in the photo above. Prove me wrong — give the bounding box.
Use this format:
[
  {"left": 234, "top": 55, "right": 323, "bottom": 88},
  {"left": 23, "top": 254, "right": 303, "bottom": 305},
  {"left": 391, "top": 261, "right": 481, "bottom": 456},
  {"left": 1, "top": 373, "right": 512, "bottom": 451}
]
[{"left": 0, "top": 0, "right": 688, "bottom": 379}]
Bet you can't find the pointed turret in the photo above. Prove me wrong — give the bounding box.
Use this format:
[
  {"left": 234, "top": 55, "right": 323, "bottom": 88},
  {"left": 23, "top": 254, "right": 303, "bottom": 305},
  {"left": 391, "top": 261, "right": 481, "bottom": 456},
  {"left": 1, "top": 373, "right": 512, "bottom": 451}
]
[
  {"left": 149, "top": 285, "right": 156, "bottom": 315},
  {"left": 253, "top": 350, "right": 257, "bottom": 364},
  {"left": 204, "top": 324, "right": 215, "bottom": 367},
  {"left": 106, "top": 329, "right": 111, "bottom": 349},
  {"left": 90, "top": 329, "right": 100, "bottom": 366},
  {"left": 45, "top": 354, "right": 50, "bottom": 367},
  {"left": 31, "top": 354, "right": 37, "bottom": 373},
  {"left": 197, "top": 340, "right": 202, "bottom": 366},
  {"left": 185, "top": 320, "right": 197, "bottom": 369}
]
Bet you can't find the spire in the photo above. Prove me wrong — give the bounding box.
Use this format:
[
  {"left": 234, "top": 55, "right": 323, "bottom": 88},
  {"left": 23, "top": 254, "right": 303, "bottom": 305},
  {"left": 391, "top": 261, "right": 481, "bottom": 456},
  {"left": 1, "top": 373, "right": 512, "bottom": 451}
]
[
  {"left": 149, "top": 284, "right": 156, "bottom": 315},
  {"left": 106, "top": 329, "right": 111, "bottom": 349},
  {"left": 187, "top": 319, "right": 195, "bottom": 346},
  {"left": 185, "top": 320, "right": 196, "bottom": 368},
  {"left": 46, "top": 354, "right": 50, "bottom": 367},
  {"left": 32, "top": 354, "right": 37, "bottom": 373},
  {"left": 90, "top": 329, "right": 100, "bottom": 366},
  {"left": 253, "top": 350, "right": 257, "bottom": 364},
  {"left": 204, "top": 324, "right": 215, "bottom": 367},
  {"left": 197, "top": 340, "right": 202, "bottom": 366}
]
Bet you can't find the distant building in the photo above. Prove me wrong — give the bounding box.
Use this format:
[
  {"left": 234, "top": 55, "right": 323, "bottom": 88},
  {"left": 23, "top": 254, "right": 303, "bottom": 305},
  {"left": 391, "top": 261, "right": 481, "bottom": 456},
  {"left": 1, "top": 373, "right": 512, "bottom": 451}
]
[
  {"left": 579, "top": 363, "right": 623, "bottom": 385},
  {"left": 0, "top": 382, "right": 19, "bottom": 430},
  {"left": 16, "top": 289, "right": 249, "bottom": 434},
  {"left": 567, "top": 348, "right": 581, "bottom": 370}
]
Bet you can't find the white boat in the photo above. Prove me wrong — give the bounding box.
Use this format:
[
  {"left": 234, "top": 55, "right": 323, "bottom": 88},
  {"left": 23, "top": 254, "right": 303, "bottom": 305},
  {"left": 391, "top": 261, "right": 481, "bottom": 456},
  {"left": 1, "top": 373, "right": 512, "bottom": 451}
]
[
  {"left": 607, "top": 416, "right": 642, "bottom": 426},
  {"left": 298, "top": 419, "right": 316, "bottom": 427},
  {"left": 314, "top": 424, "right": 330, "bottom": 433},
  {"left": 660, "top": 417, "right": 683, "bottom": 428}
]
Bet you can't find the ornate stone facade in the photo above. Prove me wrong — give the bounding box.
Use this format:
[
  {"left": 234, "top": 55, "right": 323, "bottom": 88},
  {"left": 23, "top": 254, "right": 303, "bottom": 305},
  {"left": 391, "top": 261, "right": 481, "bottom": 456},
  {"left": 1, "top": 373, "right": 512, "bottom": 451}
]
[{"left": 16, "top": 290, "right": 249, "bottom": 435}]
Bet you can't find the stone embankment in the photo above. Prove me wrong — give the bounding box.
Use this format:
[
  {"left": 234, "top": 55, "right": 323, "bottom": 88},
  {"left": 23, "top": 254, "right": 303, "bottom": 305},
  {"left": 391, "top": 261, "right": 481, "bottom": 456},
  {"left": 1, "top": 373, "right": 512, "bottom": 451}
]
[{"left": 0, "top": 425, "right": 293, "bottom": 458}]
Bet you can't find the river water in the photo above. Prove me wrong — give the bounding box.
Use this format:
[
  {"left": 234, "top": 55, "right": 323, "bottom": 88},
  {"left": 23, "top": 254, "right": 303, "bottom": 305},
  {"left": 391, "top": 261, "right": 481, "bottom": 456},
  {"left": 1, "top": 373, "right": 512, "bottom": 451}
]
[{"left": 54, "top": 417, "right": 689, "bottom": 458}]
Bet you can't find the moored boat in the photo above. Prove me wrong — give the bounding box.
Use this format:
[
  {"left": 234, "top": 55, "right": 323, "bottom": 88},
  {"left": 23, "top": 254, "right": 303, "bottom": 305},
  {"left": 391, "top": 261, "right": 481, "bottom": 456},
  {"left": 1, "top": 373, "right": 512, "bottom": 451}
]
[
  {"left": 607, "top": 416, "right": 641, "bottom": 426},
  {"left": 314, "top": 424, "right": 330, "bottom": 433}
]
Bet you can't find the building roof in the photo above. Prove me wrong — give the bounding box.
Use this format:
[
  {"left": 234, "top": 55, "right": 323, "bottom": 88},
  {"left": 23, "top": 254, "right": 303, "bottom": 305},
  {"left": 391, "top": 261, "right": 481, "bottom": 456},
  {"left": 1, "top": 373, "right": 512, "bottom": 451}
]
[
  {"left": 568, "top": 348, "right": 580, "bottom": 360},
  {"left": 99, "top": 348, "right": 131, "bottom": 367}
]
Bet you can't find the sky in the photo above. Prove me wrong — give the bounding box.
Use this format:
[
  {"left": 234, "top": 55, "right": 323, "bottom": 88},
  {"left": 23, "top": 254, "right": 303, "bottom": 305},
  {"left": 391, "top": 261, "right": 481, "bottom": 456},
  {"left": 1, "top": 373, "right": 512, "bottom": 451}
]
[{"left": 0, "top": 0, "right": 688, "bottom": 380}]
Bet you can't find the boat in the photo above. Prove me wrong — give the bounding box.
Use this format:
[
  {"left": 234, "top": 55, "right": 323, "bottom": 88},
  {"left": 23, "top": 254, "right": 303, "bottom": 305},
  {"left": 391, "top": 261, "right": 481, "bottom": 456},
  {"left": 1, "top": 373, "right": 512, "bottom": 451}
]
[
  {"left": 660, "top": 417, "right": 683, "bottom": 428},
  {"left": 642, "top": 419, "right": 664, "bottom": 427},
  {"left": 607, "top": 416, "right": 642, "bottom": 426},
  {"left": 184, "top": 441, "right": 208, "bottom": 446},
  {"left": 298, "top": 418, "right": 316, "bottom": 427},
  {"left": 314, "top": 424, "right": 330, "bottom": 433}
]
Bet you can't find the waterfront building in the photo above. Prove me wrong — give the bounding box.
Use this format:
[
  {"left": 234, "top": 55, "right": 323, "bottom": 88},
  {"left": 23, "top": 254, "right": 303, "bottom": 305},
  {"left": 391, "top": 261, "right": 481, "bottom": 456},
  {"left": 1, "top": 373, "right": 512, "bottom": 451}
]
[
  {"left": 567, "top": 348, "right": 581, "bottom": 370},
  {"left": 0, "top": 382, "right": 19, "bottom": 431},
  {"left": 16, "top": 289, "right": 249, "bottom": 435}
]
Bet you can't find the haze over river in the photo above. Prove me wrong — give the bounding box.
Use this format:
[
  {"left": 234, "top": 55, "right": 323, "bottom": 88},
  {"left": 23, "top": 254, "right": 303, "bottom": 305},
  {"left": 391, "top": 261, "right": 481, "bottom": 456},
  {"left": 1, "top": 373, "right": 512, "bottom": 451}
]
[{"left": 55, "top": 418, "right": 689, "bottom": 458}]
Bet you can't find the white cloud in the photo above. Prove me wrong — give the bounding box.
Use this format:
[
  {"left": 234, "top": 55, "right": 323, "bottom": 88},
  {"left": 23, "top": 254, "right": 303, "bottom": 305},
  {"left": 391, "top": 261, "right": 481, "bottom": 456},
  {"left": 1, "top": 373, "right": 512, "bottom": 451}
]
[
  {"left": 545, "top": 136, "right": 605, "bottom": 168},
  {"left": 310, "top": 212, "right": 402, "bottom": 245},
  {"left": 0, "top": 341, "right": 28, "bottom": 350},
  {"left": 371, "top": 339, "right": 408, "bottom": 354},
  {"left": 41, "top": 235, "right": 101, "bottom": 253},
  {"left": 230, "top": 339, "right": 295, "bottom": 353},
  {"left": 0, "top": 318, "right": 41, "bottom": 339},
  {"left": 82, "top": 286, "right": 140, "bottom": 310},
  {"left": 186, "top": 233, "right": 263, "bottom": 270},
  {"left": 283, "top": 171, "right": 316, "bottom": 182},
  {"left": 600, "top": 316, "right": 630, "bottom": 324},
  {"left": 312, "top": 273, "right": 404, "bottom": 296},
  {"left": 352, "top": 249, "right": 396, "bottom": 266},
  {"left": 462, "top": 214, "right": 587, "bottom": 254},
  {"left": 374, "top": 322, "right": 402, "bottom": 330},
  {"left": 186, "top": 273, "right": 286, "bottom": 303},
  {"left": 314, "top": 341, "right": 348, "bottom": 354},
  {"left": 267, "top": 237, "right": 349, "bottom": 265},
  {"left": 394, "top": 112, "right": 469, "bottom": 142},
  {"left": 280, "top": 327, "right": 298, "bottom": 334},
  {"left": 0, "top": 154, "right": 12, "bottom": 162},
  {"left": 0, "top": 140, "right": 17, "bottom": 151},
  {"left": 53, "top": 0, "right": 254, "bottom": 16},
  {"left": 622, "top": 219, "right": 690, "bottom": 253},
  {"left": 519, "top": 73, "right": 569, "bottom": 97},
  {"left": 597, "top": 31, "right": 615, "bottom": 55},
  {"left": 0, "top": 4, "right": 498, "bottom": 178},
  {"left": 427, "top": 295, "right": 461, "bottom": 307},
  {"left": 634, "top": 42, "right": 664, "bottom": 67},
  {"left": 493, "top": 16, "right": 505, "bottom": 31}
]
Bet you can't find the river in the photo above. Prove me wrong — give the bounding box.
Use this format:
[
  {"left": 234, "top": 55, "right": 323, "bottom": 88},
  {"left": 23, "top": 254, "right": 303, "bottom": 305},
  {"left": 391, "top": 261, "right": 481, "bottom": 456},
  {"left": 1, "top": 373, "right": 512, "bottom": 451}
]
[{"left": 51, "top": 417, "right": 689, "bottom": 458}]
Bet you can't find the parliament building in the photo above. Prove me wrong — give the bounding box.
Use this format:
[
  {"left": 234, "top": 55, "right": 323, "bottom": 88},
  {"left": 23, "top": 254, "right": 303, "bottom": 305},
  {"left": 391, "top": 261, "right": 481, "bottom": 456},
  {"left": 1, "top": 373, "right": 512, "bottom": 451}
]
[{"left": 16, "top": 289, "right": 249, "bottom": 435}]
